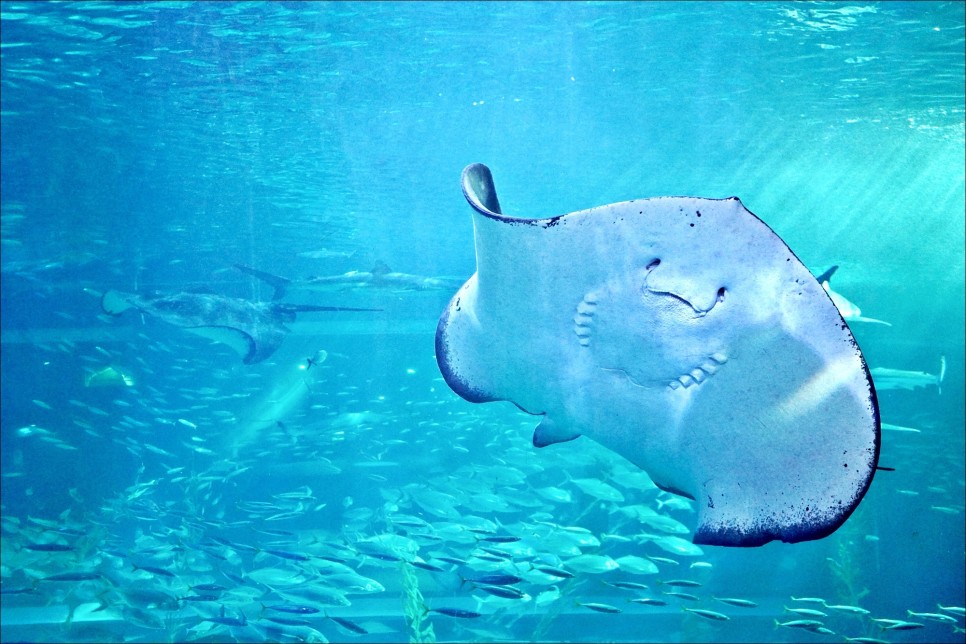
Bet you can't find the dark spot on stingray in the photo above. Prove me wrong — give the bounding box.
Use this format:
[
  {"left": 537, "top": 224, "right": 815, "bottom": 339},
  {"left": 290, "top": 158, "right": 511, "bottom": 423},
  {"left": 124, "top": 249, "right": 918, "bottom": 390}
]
[
  {"left": 689, "top": 223, "right": 695, "bottom": 227},
  {"left": 542, "top": 216, "right": 563, "bottom": 228},
  {"left": 696, "top": 211, "right": 702, "bottom": 217}
]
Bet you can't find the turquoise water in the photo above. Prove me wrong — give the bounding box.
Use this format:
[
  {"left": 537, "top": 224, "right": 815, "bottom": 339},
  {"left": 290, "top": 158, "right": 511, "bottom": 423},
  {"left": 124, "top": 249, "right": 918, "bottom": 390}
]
[{"left": 1, "top": 2, "right": 963, "bottom": 642}]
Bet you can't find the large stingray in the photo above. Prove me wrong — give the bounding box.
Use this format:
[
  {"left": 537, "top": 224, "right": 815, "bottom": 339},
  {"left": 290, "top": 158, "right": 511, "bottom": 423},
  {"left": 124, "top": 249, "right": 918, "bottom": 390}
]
[
  {"left": 436, "top": 164, "right": 880, "bottom": 547},
  {"left": 102, "top": 289, "right": 378, "bottom": 364}
]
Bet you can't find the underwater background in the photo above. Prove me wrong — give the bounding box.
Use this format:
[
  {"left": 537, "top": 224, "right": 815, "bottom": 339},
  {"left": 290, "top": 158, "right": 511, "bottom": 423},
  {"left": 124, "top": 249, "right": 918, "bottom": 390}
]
[{"left": 1, "top": 2, "right": 963, "bottom": 642}]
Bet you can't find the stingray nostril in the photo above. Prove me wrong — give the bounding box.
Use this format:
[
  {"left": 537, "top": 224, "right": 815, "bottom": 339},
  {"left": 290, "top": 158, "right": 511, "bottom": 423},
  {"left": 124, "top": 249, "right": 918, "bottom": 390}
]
[
  {"left": 717, "top": 287, "right": 726, "bottom": 303},
  {"left": 646, "top": 259, "right": 661, "bottom": 270}
]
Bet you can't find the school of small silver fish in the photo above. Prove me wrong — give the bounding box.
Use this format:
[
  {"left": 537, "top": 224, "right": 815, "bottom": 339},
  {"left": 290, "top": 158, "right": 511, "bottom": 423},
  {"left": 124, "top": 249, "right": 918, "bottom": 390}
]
[{"left": 2, "top": 303, "right": 963, "bottom": 643}]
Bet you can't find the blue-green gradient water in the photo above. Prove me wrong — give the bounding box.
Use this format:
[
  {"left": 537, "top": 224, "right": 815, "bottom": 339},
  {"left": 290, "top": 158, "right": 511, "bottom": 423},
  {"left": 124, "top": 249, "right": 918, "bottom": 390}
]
[{"left": 1, "top": 2, "right": 963, "bottom": 642}]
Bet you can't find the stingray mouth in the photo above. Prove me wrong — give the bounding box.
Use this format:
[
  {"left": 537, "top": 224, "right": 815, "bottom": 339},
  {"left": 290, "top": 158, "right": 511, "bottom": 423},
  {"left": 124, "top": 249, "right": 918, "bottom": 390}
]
[
  {"left": 642, "top": 259, "right": 727, "bottom": 318},
  {"left": 645, "top": 286, "right": 726, "bottom": 317}
]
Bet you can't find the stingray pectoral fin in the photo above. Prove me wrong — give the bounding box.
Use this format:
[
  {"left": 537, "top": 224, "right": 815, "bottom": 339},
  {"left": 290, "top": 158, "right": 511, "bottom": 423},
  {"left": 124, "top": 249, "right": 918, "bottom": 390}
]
[
  {"left": 462, "top": 163, "right": 503, "bottom": 216},
  {"left": 685, "top": 329, "right": 879, "bottom": 547},
  {"left": 435, "top": 276, "right": 504, "bottom": 403},
  {"left": 185, "top": 325, "right": 258, "bottom": 363},
  {"left": 101, "top": 290, "right": 134, "bottom": 315},
  {"left": 533, "top": 416, "right": 581, "bottom": 448}
]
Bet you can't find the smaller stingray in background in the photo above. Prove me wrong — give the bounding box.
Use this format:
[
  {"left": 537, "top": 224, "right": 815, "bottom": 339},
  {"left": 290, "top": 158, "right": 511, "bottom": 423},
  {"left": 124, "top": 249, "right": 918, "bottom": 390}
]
[
  {"left": 84, "top": 365, "right": 135, "bottom": 388},
  {"left": 101, "top": 287, "right": 380, "bottom": 364},
  {"left": 871, "top": 356, "right": 946, "bottom": 394},
  {"left": 234, "top": 262, "right": 466, "bottom": 300},
  {"left": 814, "top": 265, "right": 891, "bottom": 326}
]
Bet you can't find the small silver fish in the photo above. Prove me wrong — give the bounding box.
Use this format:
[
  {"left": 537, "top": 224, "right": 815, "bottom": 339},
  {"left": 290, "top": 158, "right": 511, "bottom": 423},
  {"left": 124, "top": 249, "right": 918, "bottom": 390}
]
[
  {"left": 713, "top": 596, "right": 758, "bottom": 608},
  {"left": 578, "top": 602, "right": 622, "bottom": 614},
  {"left": 906, "top": 610, "right": 959, "bottom": 624},
  {"left": 683, "top": 607, "right": 730, "bottom": 621}
]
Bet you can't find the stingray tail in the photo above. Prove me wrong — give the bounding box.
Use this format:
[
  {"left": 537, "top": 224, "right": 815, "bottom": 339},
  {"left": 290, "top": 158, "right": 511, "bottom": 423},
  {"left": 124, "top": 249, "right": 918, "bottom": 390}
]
[{"left": 234, "top": 264, "right": 291, "bottom": 301}]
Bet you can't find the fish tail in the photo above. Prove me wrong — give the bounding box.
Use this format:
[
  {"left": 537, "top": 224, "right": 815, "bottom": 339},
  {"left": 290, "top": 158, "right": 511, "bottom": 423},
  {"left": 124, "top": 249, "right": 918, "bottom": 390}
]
[{"left": 938, "top": 355, "right": 946, "bottom": 394}]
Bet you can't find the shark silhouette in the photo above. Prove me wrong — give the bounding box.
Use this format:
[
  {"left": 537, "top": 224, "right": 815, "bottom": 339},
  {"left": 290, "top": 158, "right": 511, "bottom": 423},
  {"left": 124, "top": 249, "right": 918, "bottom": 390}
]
[
  {"left": 234, "top": 262, "right": 465, "bottom": 300},
  {"left": 101, "top": 288, "right": 379, "bottom": 364}
]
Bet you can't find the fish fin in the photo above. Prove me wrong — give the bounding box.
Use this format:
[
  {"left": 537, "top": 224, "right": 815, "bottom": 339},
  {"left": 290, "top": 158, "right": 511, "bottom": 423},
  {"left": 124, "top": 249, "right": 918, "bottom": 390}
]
[
  {"left": 234, "top": 264, "right": 291, "bottom": 301},
  {"left": 814, "top": 265, "right": 839, "bottom": 285},
  {"left": 938, "top": 355, "right": 946, "bottom": 395},
  {"left": 185, "top": 326, "right": 257, "bottom": 363},
  {"left": 533, "top": 417, "right": 580, "bottom": 448},
  {"left": 462, "top": 163, "right": 503, "bottom": 215},
  {"left": 371, "top": 261, "right": 392, "bottom": 275}
]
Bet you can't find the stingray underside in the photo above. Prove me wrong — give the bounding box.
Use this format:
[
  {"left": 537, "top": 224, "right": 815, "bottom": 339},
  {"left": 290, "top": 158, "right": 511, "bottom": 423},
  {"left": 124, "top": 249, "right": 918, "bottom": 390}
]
[{"left": 436, "top": 163, "right": 880, "bottom": 547}]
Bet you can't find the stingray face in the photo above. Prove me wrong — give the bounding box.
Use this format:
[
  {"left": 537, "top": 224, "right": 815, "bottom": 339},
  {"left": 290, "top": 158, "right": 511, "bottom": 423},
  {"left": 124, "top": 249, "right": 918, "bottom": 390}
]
[{"left": 576, "top": 256, "right": 742, "bottom": 392}]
